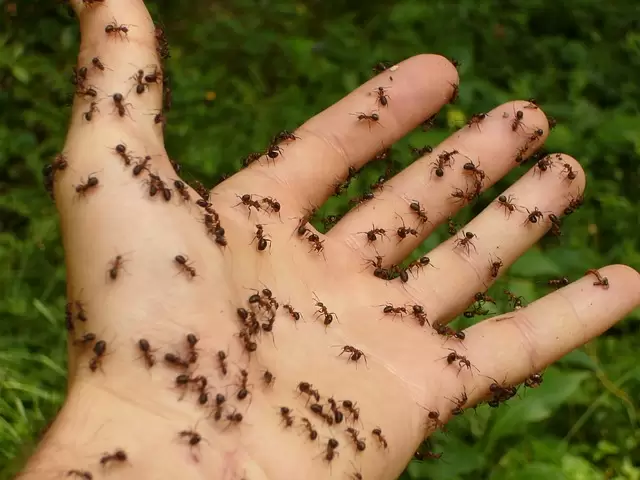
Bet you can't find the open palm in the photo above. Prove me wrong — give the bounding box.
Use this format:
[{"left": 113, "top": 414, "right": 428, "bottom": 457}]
[{"left": 36, "top": 1, "right": 640, "bottom": 480}]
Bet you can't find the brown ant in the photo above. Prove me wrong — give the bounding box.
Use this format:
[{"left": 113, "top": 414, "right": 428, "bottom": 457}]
[
  {"left": 278, "top": 406, "right": 295, "bottom": 428},
  {"left": 283, "top": 303, "right": 302, "bottom": 322},
  {"left": 211, "top": 393, "right": 226, "bottom": 421},
  {"left": 147, "top": 173, "right": 172, "bottom": 201},
  {"left": 525, "top": 372, "right": 544, "bottom": 388},
  {"left": 430, "top": 150, "right": 456, "bottom": 178},
  {"left": 262, "top": 369, "right": 275, "bottom": 387},
  {"left": 91, "top": 56, "right": 108, "bottom": 71},
  {"left": 137, "top": 338, "right": 155, "bottom": 368},
  {"left": 174, "top": 254, "right": 197, "bottom": 278},
  {"left": 73, "top": 332, "right": 96, "bottom": 347},
  {"left": 50, "top": 153, "right": 68, "bottom": 176},
  {"left": 112, "top": 143, "right": 134, "bottom": 166},
  {"left": 234, "top": 368, "right": 253, "bottom": 402},
  {"left": 215, "top": 350, "right": 228, "bottom": 376},
  {"left": 462, "top": 158, "right": 486, "bottom": 181},
  {"left": 306, "top": 233, "right": 326, "bottom": 258},
  {"left": 107, "top": 254, "right": 129, "bottom": 281},
  {"left": 75, "top": 174, "right": 99, "bottom": 196},
  {"left": 225, "top": 409, "right": 244, "bottom": 427},
  {"left": 524, "top": 98, "right": 539, "bottom": 109},
  {"left": 547, "top": 276, "right": 570, "bottom": 289},
  {"left": 432, "top": 322, "right": 466, "bottom": 341},
  {"left": 454, "top": 230, "right": 478, "bottom": 255},
  {"left": 504, "top": 289, "right": 526, "bottom": 310},
  {"left": 89, "top": 340, "right": 107, "bottom": 372},
  {"left": 564, "top": 193, "right": 584, "bottom": 215},
  {"left": 130, "top": 69, "right": 147, "bottom": 95},
  {"left": 533, "top": 155, "right": 554, "bottom": 176},
  {"left": 450, "top": 186, "right": 477, "bottom": 205},
  {"left": 380, "top": 303, "right": 407, "bottom": 319},
  {"left": 348, "top": 192, "right": 375, "bottom": 207},
  {"left": 425, "top": 408, "right": 445, "bottom": 431},
  {"left": 300, "top": 417, "right": 318, "bottom": 441},
  {"left": 144, "top": 65, "right": 161, "bottom": 84},
  {"left": 372, "top": 61, "right": 393, "bottom": 74},
  {"left": 132, "top": 155, "right": 151, "bottom": 175},
  {"left": 489, "top": 256, "right": 503, "bottom": 278},
  {"left": 359, "top": 225, "right": 387, "bottom": 243},
  {"left": 99, "top": 448, "right": 127, "bottom": 467},
  {"left": 322, "top": 438, "right": 340, "bottom": 465},
  {"left": 352, "top": 111, "right": 381, "bottom": 129},
  {"left": 448, "top": 82, "right": 459, "bottom": 103},
  {"left": 175, "top": 373, "right": 207, "bottom": 399},
  {"left": 105, "top": 18, "right": 132, "bottom": 40},
  {"left": 235, "top": 193, "right": 262, "bottom": 217},
  {"left": 561, "top": 163, "right": 578, "bottom": 181},
  {"left": 273, "top": 130, "right": 299, "bottom": 143},
  {"left": 447, "top": 217, "right": 459, "bottom": 236},
  {"left": 74, "top": 301, "right": 88, "bottom": 322},
  {"left": 371, "top": 427, "right": 388, "bottom": 449},
  {"left": 586, "top": 268, "right": 609, "bottom": 289},
  {"left": 395, "top": 215, "right": 419, "bottom": 241},
  {"left": 511, "top": 109, "right": 525, "bottom": 131},
  {"left": 523, "top": 206, "right": 545, "bottom": 225},
  {"left": 172, "top": 180, "right": 190, "bottom": 202},
  {"left": 441, "top": 349, "right": 479, "bottom": 375},
  {"left": 414, "top": 450, "right": 443, "bottom": 461},
  {"left": 409, "top": 304, "right": 429, "bottom": 327},
  {"left": 345, "top": 427, "right": 366, "bottom": 452},
  {"left": 66, "top": 470, "right": 93, "bottom": 479},
  {"left": 251, "top": 224, "right": 273, "bottom": 253},
  {"left": 164, "top": 352, "right": 190, "bottom": 369},
  {"left": 474, "top": 291, "right": 496, "bottom": 305},
  {"left": 326, "top": 397, "right": 344, "bottom": 424},
  {"left": 313, "top": 293, "right": 338, "bottom": 328},
  {"left": 178, "top": 428, "right": 205, "bottom": 449},
  {"left": 83, "top": 101, "right": 99, "bottom": 122},
  {"left": 485, "top": 376, "right": 518, "bottom": 406},
  {"left": 409, "top": 200, "right": 430, "bottom": 225},
  {"left": 260, "top": 196, "right": 281, "bottom": 217},
  {"left": 337, "top": 345, "right": 368, "bottom": 368},
  {"left": 497, "top": 194, "right": 519, "bottom": 217},
  {"left": 374, "top": 86, "right": 390, "bottom": 107},
  {"left": 110, "top": 92, "right": 132, "bottom": 118},
  {"left": 410, "top": 145, "right": 433, "bottom": 158},
  {"left": 342, "top": 400, "right": 360, "bottom": 424},
  {"left": 467, "top": 112, "right": 488, "bottom": 130},
  {"left": 447, "top": 389, "right": 469, "bottom": 415},
  {"left": 297, "top": 381, "right": 320, "bottom": 403}
]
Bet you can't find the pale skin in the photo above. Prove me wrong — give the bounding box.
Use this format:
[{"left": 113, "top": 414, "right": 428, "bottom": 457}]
[{"left": 18, "top": 1, "right": 640, "bottom": 479}]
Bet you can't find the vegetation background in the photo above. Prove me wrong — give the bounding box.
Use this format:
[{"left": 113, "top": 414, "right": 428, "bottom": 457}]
[{"left": 0, "top": 0, "right": 639, "bottom": 478}]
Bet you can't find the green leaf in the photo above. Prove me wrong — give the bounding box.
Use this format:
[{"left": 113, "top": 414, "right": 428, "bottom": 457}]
[
  {"left": 11, "top": 66, "right": 29, "bottom": 84},
  {"left": 510, "top": 248, "right": 563, "bottom": 277}
]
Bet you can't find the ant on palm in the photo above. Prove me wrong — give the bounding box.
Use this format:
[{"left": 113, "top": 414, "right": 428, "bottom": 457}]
[
  {"left": 251, "top": 224, "right": 272, "bottom": 252},
  {"left": 359, "top": 225, "right": 387, "bottom": 243}
]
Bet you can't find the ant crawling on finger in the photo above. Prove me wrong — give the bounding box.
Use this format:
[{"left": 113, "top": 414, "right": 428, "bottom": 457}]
[
  {"left": 411, "top": 144, "right": 433, "bottom": 158},
  {"left": 351, "top": 111, "right": 381, "bottom": 129},
  {"left": 234, "top": 193, "right": 262, "bottom": 218},
  {"left": 489, "top": 256, "right": 503, "bottom": 278},
  {"left": 533, "top": 155, "right": 554, "bottom": 177},
  {"left": 251, "top": 224, "right": 272, "bottom": 252},
  {"left": 66, "top": 469, "right": 93, "bottom": 479},
  {"left": 429, "top": 149, "right": 456, "bottom": 178},
  {"left": 306, "top": 232, "right": 326, "bottom": 258},
  {"left": 504, "top": 289, "right": 526, "bottom": 310},
  {"left": 75, "top": 174, "right": 100, "bottom": 196},
  {"left": 380, "top": 303, "right": 407, "bottom": 320},
  {"left": 83, "top": 101, "right": 99, "bottom": 122},
  {"left": 110, "top": 93, "right": 133, "bottom": 119},
  {"left": 88, "top": 339, "right": 108, "bottom": 373},
  {"left": 336, "top": 345, "right": 368, "bottom": 368},
  {"left": 496, "top": 194, "right": 520, "bottom": 217},
  {"left": 561, "top": 162, "right": 578, "bottom": 182},
  {"left": 467, "top": 112, "right": 489, "bottom": 131},
  {"left": 313, "top": 293, "right": 338, "bottom": 328},
  {"left": 105, "top": 17, "right": 134, "bottom": 41},
  {"left": 454, "top": 230, "right": 478, "bottom": 255},
  {"left": 410, "top": 304, "right": 429, "bottom": 327},
  {"left": 272, "top": 130, "right": 300, "bottom": 144},
  {"left": 448, "top": 81, "right": 459, "bottom": 104},
  {"left": 345, "top": 427, "right": 366, "bottom": 452},
  {"left": 462, "top": 158, "right": 486, "bottom": 182},
  {"left": 358, "top": 224, "right": 388, "bottom": 244},
  {"left": 372, "top": 427, "right": 388, "bottom": 449},
  {"left": 523, "top": 206, "right": 545, "bottom": 225},
  {"left": 409, "top": 200, "right": 431, "bottom": 226},
  {"left": 137, "top": 338, "right": 156, "bottom": 368},
  {"left": 450, "top": 186, "right": 476, "bottom": 205},
  {"left": 432, "top": 321, "right": 465, "bottom": 341},
  {"left": 447, "top": 388, "right": 469, "bottom": 415},
  {"left": 373, "top": 86, "right": 391, "bottom": 107},
  {"left": 174, "top": 254, "right": 197, "bottom": 279},
  {"left": 441, "top": 348, "right": 480, "bottom": 376},
  {"left": 395, "top": 214, "right": 419, "bottom": 241},
  {"left": 99, "top": 448, "right": 127, "bottom": 467},
  {"left": 510, "top": 107, "right": 525, "bottom": 132}
]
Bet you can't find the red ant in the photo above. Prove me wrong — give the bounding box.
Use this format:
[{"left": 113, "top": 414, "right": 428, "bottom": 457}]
[
  {"left": 107, "top": 254, "right": 127, "bottom": 280},
  {"left": 266, "top": 144, "right": 284, "bottom": 162},
  {"left": 283, "top": 303, "right": 302, "bottom": 322},
  {"left": 561, "top": 163, "right": 578, "bottom": 181},
  {"left": 234, "top": 193, "right": 262, "bottom": 217},
  {"left": 359, "top": 224, "right": 387, "bottom": 243},
  {"left": 380, "top": 303, "right": 407, "bottom": 319},
  {"left": 348, "top": 192, "right": 375, "bottom": 207},
  {"left": 409, "top": 200, "right": 430, "bottom": 225},
  {"left": 174, "top": 254, "right": 196, "bottom": 278},
  {"left": 272, "top": 130, "right": 299, "bottom": 143},
  {"left": 447, "top": 389, "right": 469, "bottom": 415},
  {"left": 467, "top": 112, "right": 488, "bottom": 130},
  {"left": 88, "top": 340, "right": 108, "bottom": 372},
  {"left": 524, "top": 372, "right": 544, "bottom": 388},
  {"left": 112, "top": 143, "right": 134, "bottom": 166},
  {"left": 110, "top": 92, "right": 133, "bottom": 118},
  {"left": 432, "top": 322, "right": 465, "bottom": 341},
  {"left": 83, "top": 101, "right": 99, "bottom": 122},
  {"left": 454, "top": 230, "right": 478, "bottom": 255},
  {"left": 489, "top": 256, "right": 503, "bottom": 278},
  {"left": 278, "top": 406, "right": 295, "bottom": 428},
  {"left": 173, "top": 180, "right": 190, "bottom": 202},
  {"left": 448, "top": 82, "right": 459, "bottom": 103},
  {"left": 75, "top": 174, "right": 99, "bottom": 196},
  {"left": 395, "top": 215, "right": 419, "bottom": 241},
  {"left": 586, "top": 268, "right": 609, "bottom": 289},
  {"left": 345, "top": 427, "right": 366, "bottom": 452},
  {"left": 523, "top": 206, "right": 545, "bottom": 225},
  {"left": 462, "top": 158, "right": 486, "bottom": 182},
  {"left": 496, "top": 194, "right": 519, "bottom": 217},
  {"left": 441, "top": 348, "right": 479, "bottom": 375},
  {"left": 546, "top": 276, "right": 570, "bottom": 289},
  {"left": 504, "top": 289, "right": 526, "bottom": 310},
  {"left": 511, "top": 108, "right": 525, "bottom": 132},
  {"left": 372, "top": 427, "right": 388, "bottom": 449},
  {"left": 352, "top": 111, "right": 381, "bottom": 129},
  {"left": 450, "top": 186, "right": 476, "bottom": 205},
  {"left": 91, "top": 56, "right": 108, "bottom": 71},
  {"left": 430, "top": 149, "right": 456, "bottom": 177},
  {"left": 373, "top": 86, "right": 390, "bottom": 107},
  {"left": 306, "top": 233, "right": 326, "bottom": 258},
  {"left": 300, "top": 417, "right": 318, "bottom": 440},
  {"left": 137, "top": 338, "right": 155, "bottom": 368},
  {"left": 548, "top": 213, "right": 562, "bottom": 237},
  {"left": 251, "top": 224, "right": 272, "bottom": 252},
  {"left": 105, "top": 18, "right": 133, "bottom": 40},
  {"left": 260, "top": 196, "right": 281, "bottom": 217},
  {"left": 130, "top": 69, "right": 147, "bottom": 95},
  {"left": 533, "top": 155, "right": 554, "bottom": 176},
  {"left": 424, "top": 408, "right": 445, "bottom": 431},
  {"left": 409, "top": 304, "right": 429, "bottom": 326},
  {"left": 99, "top": 448, "right": 127, "bottom": 467},
  {"left": 297, "top": 381, "right": 320, "bottom": 403},
  {"left": 337, "top": 345, "right": 368, "bottom": 367},
  {"left": 148, "top": 173, "right": 172, "bottom": 201},
  {"left": 313, "top": 293, "right": 338, "bottom": 328}
]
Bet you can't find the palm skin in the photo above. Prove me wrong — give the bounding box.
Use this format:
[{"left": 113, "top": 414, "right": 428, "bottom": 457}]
[{"left": 21, "top": 1, "right": 640, "bottom": 480}]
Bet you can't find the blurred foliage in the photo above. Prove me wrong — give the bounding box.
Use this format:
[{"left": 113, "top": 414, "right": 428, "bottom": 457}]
[{"left": 0, "top": 0, "right": 639, "bottom": 478}]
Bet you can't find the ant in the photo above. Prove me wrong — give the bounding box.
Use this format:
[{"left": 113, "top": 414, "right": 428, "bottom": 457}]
[
  {"left": 272, "top": 130, "right": 299, "bottom": 143},
  {"left": 410, "top": 304, "right": 430, "bottom": 327},
  {"left": 348, "top": 192, "right": 375, "bottom": 207},
  {"left": 474, "top": 291, "right": 496, "bottom": 305},
  {"left": 430, "top": 150, "right": 456, "bottom": 178},
  {"left": 342, "top": 400, "right": 360, "bottom": 424},
  {"left": 297, "top": 381, "right": 320, "bottom": 403},
  {"left": 485, "top": 376, "right": 518, "bottom": 406},
  {"left": 352, "top": 111, "right": 381, "bottom": 129},
  {"left": 372, "top": 61, "right": 393, "bottom": 74},
  {"left": 235, "top": 368, "right": 253, "bottom": 402},
  {"left": 561, "top": 163, "right": 578, "bottom": 181},
  {"left": 99, "top": 448, "right": 127, "bottom": 467},
  {"left": 164, "top": 352, "right": 190, "bottom": 369},
  {"left": 586, "top": 268, "right": 609, "bottom": 289},
  {"left": 73, "top": 332, "right": 96, "bottom": 347},
  {"left": 173, "top": 180, "right": 190, "bottom": 202},
  {"left": 489, "top": 256, "right": 503, "bottom": 278},
  {"left": 88, "top": 340, "right": 107, "bottom": 372},
  {"left": 327, "top": 397, "right": 344, "bottom": 424},
  {"left": 370, "top": 175, "right": 387, "bottom": 192},
  {"left": 547, "top": 276, "right": 570, "bottom": 289},
  {"left": 50, "top": 153, "right": 68, "bottom": 176},
  {"left": 251, "top": 224, "right": 272, "bottom": 252},
  {"left": 261, "top": 197, "right": 281, "bottom": 217},
  {"left": 185, "top": 333, "right": 199, "bottom": 363},
  {"left": 313, "top": 293, "right": 338, "bottom": 328},
  {"left": 454, "top": 230, "right": 478, "bottom": 255},
  {"left": 447, "top": 216, "right": 459, "bottom": 236},
  {"left": 300, "top": 417, "right": 318, "bottom": 440},
  {"left": 467, "top": 112, "right": 488, "bottom": 130},
  {"left": 105, "top": 18, "right": 132, "bottom": 40},
  {"left": 374, "top": 86, "right": 390, "bottom": 107},
  {"left": 448, "top": 82, "right": 459, "bottom": 103},
  {"left": 178, "top": 428, "right": 205, "bottom": 449},
  {"left": 414, "top": 450, "right": 443, "bottom": 461},
  {"left": 112, "top": 143, "right": 134, "bottom": 166},
  {"left": 148, "top": 173, "right": 172, "bottom": 201},
  {"left": 425, "top": 408, "right": 445, "bottom": 431},
  {"left": 75, "top": 174, "right": 99, "bottom": 196},
  {"left": 524, "top": 98, "right": 539, "bottom": 109},
  {"left": 523, "top": 206, "right": 545, "bottom": 225},
  {"left": 216, "top": 350, "right": 228, "bottom": 376},
  {"left": 497, "top": 194, "right": 519, "bottom": 217},
  {"left": 371, "top": 427, "right": 388, "bottom": 449},
  {"left": 441, "top": 349, "right": 479, "bottom": 375},
  {"left": 107, "top": 254, "right": 127, "bottom": 280},
  {"left": 407, "top": 256, "right": 435, "bottom": 277},
  {"left": 262, "top": 369, "right": 275, "bottom": 387},
  {"left": 524, "top": 372, "right": 544, "bottom": 388},
  {"left": 66, "top": 470, "right": 93, "bottom": 479},
  {"left": 174, "top": 254, "right": 197, "bottom": 278},
  {"left": 409, "top": 200, "right": 430, "bottom": 225},
  {"left": 83, "top": 101, "right": 99, "bottom": 122},
  {"left": 211, "top": 393, "right": 226, "bottom": 421},
  {"left": 345, "top": 427, "right": 366, "bottom": 452},
  {"left": 411, "top": 145, "right": 433, "bottom": 158},
  {"left": 225, "top": 409, "right": 244, "bottom": 427},
  {"left": 359, "top": 225, "right": 387, "bottom": 243},
  {"left": 324, "top": 438, "right": 340, "bottom": 464},
  {"left": 533, "top": 155, "right": 554, "bottom": 176},
  {"left": 283, "top": 303, "right": 302, "bottom": 322},
  {"left": 463, "top": 301, "right": 491, "bottom": 318},
  {"left": 278, "top": 406, "right": 295, "bottom": 428},
  {"left": 337, "top": 345, "right": 368, "bottom": 367},
  {"left": 175, "top": 373, "right": 207, "bottom": 398},
  {"left": 235, "top": 193, "right": 262, "bottom": 217},
  {"left": 74, "top": 301, "right": 88, "bottom": 322},
  {"left": 504, "top": 289, "right": 526, "bottom": 310},
  {"left": 144, "top": 65, "right": 162, "bottom": 84},
  {"left": 137, "top": 338, "right": 155, "bottom": 368},
  {"left": 306, "top": 233, "right": 326, "bottom": 257},
  {"left": 448, "top": 389, "right": 469, "bottom": 415},
  {"left": 131, "top": 69, "right": 147, "bottom": 94},
  {"left": 564, "top": 193, "right": 584, "bottom": 215},
  {"left": 395, "top": 215, "right": 419, "bottom": 241},
  {"left": 110, "top": 92, "right": 132, "bottom": 118},
  {"left": 450, "top": 186, "right": 476, "bottom": 205},
  {"left": 91, "top": 56, "right": 108, "bottom": 71},
  {"left": 380, "top": 303, "right": 407, "bottom": 319},
  {"left": 462, "top": 158, "right": 486, "bottom": 182},
  {"left": 511, "top": 109, "right": 525, "bottom": 132},
  {"left": 432, "top": 322, "right": 465, "bottom": 341}
]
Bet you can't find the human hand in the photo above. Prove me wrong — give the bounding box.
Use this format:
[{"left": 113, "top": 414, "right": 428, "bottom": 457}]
[{"left": 25, "top": 1, "right": 640, "bottom": 479}]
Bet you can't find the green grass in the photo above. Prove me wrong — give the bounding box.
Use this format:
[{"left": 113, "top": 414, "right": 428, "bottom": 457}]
[{"left": 1, "top": 1, "right": 639, "bottom": 478}]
